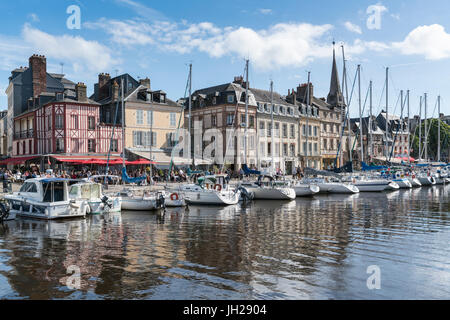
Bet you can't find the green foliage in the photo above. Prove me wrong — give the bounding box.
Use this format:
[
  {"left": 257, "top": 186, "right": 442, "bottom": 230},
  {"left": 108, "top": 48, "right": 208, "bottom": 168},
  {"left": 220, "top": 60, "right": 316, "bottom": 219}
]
[{"left": 411, "top": 119, "right": 450, "bottom": 161}]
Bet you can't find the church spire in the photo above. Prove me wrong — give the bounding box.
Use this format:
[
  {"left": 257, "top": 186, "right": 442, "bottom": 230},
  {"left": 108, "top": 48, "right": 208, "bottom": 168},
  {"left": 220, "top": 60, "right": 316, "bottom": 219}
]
[{"left": 327, "top": 41, "right": 344, "bottom": 107}]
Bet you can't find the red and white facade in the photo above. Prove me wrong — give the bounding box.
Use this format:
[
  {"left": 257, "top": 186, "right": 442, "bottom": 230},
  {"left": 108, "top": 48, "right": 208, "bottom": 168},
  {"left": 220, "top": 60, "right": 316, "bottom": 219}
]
[{"left": 12, "top": 102, "right": 123, "bottom": 159}]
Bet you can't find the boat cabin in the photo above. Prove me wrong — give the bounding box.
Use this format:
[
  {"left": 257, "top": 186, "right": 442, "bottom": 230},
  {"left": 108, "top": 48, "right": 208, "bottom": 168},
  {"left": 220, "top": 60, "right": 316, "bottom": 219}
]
[{"left": 17, "top": 178, "right": 71, "bottom": 203}]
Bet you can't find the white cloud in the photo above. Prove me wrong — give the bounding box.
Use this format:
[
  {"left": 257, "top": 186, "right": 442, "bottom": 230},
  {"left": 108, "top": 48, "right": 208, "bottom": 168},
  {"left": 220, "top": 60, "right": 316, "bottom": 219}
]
[
  {"left": 344, "top": 21, "right": 362, "bottom": 34},
  {"left": 115, "top": 0, "right": 168, "bottom": 21},
  {"left": 22, "top": 24, "right": 119, "bottom": 72},
  {"left": 28, "top": 13, "right": 40, "bottom": 22},
  {"left": 259, "top": 9, "right": 273, "bottom": 15},
  {"left": 392, "top": 24, "right": 450, "bottom": 60}
]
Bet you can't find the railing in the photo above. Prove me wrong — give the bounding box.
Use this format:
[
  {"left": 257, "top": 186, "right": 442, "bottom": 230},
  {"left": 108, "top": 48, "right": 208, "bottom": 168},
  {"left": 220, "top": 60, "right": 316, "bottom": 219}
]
[{"left": 14, "top": 130, "right": 34, "bottom": 140}]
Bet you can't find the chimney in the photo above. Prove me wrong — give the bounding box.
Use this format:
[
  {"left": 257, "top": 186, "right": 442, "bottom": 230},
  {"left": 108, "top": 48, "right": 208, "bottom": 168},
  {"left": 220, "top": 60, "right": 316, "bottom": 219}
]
[
  {"left": 233, "top": 76, "right": 244, "bottom": 85},
  {"left": 297, "top": 83, "right": 314, "bottom": 103},
  {"left": 76, "top": 82, "right": 87, "bottom": 102},
  {"left": 139, "top": 77, "right": 151, "bottom": 89},
  {"left": 112, "top": 80, "right": 119, "bottom": 101},
  {"left": 29, "top": 54, "right": 47, "bottom": 98},
  {"left": 98, "top": 73, "right": 111, "bottom": 100}
]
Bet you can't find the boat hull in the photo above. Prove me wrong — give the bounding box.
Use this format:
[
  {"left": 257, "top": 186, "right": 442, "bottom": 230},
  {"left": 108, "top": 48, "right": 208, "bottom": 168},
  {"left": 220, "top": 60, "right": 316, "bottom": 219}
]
[
  {"left": 418, "top": 177, "right": 435, "bottom": 186},
  {"left": 292, "top": 185, "right": 320, "bottom": 197},
  {"left": 407, "top": 178, "right": 422, "bottom": 187},
  {"left": 245, "top": 187, "right": 296, "bottom": 200},
  {"left": 317, "top": 183, "right": 359, "bottom": 194},
  {"left": 121, "top": 197, "right": 159, "bottom": 211},
  {"left": 393, "top": 179, "right": 413, "bottom": 189},
  {"left": 354, "top": 181, "right": 391, "bottom": 192},
  {"left": 184, "top": 190, "right": 240, "bottom": 205}
]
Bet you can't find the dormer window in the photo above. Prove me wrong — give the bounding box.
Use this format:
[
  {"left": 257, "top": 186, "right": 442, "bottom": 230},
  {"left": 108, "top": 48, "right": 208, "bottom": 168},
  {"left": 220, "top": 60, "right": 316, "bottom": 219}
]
[
  {"left": 227, "top": 94, "right": 234, "bottom": 103},
  {"left": 160, "top": 94, "right": 166, "bottom": 103},
  {"left": 212, "top": 97, "right": 217, "bottom": 105}
]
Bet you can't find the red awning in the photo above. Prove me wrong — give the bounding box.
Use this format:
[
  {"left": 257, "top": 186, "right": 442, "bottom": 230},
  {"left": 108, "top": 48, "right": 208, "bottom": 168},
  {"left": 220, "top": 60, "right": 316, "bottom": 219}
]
[
  {"left": 0, "top": 156, "right": 39, "bottom": 165},
  {"left": 126, "top": 158, "right": 156, "bottom": 165},
  {"left": 51, "top": 155, "right": 123, "bottom": 164}
]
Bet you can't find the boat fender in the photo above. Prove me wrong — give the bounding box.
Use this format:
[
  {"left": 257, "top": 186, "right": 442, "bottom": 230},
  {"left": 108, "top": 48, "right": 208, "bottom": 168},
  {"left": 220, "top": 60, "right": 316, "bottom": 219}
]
[
  {"left": 170, "top": 193, "right": 179, "bottom": 201},
  {"left": 214, "top": 184, "right": 222, "bottom": 192}
]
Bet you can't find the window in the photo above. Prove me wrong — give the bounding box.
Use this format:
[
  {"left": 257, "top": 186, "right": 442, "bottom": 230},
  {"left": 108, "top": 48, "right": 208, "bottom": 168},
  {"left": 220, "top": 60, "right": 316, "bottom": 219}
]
[
  {"left": 111, "top": 139, "right": 118, "bottom": 152},
  {"left": 267, "top": 123, "right": 272, "bottom": 137},
  {"left": 290, "top": 144, "right": 295, "bottom": 156},
  {"left": 56, "top": 138, "right": 64, "bottom": 152},
  {"left": 249, "top": 115, "right": 255, "bottom": 128},
  {"left": 314, "top": 126, "right": 318, "bottom": 137},
  {"left": 290, "top": 125, "right": 295, "bottom": 138},
  {"left": 88, "top": 139, "right": 96, "bottom": 152},
  {"left": 71, "top": 115, "right": 78, "bottom": 129},
  {"left": 212, "top": 97, "right": 217, "bottom": 105},
  {"left": 20, "top": 182, "right": 37, "bottom": 193},
  {"left": 105, "top": 110, "right": 111, "bottom": 124},
  {"left": 227, "top": 95, "right": 234, "bottom": 103},
  {"left": 212, "top": 115, "right": 217, "bottom": 127},
  {"left": 241, "top": 114, "right": 246, "bottom": 125},
  {"left": 88, "top": 116, "right": 95, "bottom": 130},
  {"left": 55, "top": 114, "right": 64, "bottom": 129},
  {"left": 260, "top": 142, "right": 265, "bottom": 157},
  {"left": 137, "top": 110, "right": 144, "bottom": 125},
  {"left": 48, "top": 115, "right": 52, "bottom": 130},
  {"left": 303, "top": 142, "right": 307, "bottom": 154},
  {"left": 267, "top": 142, "right": 272, "bottom": 156},
  {"left": 309, "top": 143, "right": 312, "bottom": 153},
  {"left": 259, "top": 121, "right": 265, "bottom": 137},
  {"left": 133, "top": 131, "right": 144, "bottom": 147},
  {"left": 275, "top": 123, "right": 280, "bottom": 137},
  {"left": 71, "top": 138, "right": 79, "bottom": 153},
  {"left": 170, "top": 113, "right": 176, "bottom": 127},
  {"left": 324, "top": 139, "right": 328, "bottom": 150},
  {"left": 302, "top": 125, "right": 306, "bottom": 136},
  {"left": 282, "top": 124, "right": 288, "bottom": 138},
  {"left": 308, "top": 125, "right": 312, "bottom": 136},
  {"left": 283, "top": 143, "right": 288, "bottom": 156},
  {"left": 240, "top": 136, "right": 245, "bottom": 150},
  {"left": 167, "top": 132, "right": 176, "bottom": 147},
  {"left": 151, "top": 132, "right": 157, "bottom": 147},
  {"left": 226, "top": 114, "right": 234, "bottom": 126},
  {"left": 249, "top": 135, "right": 255, "bottom": 149},
  {"left": 314, "top": 143, "right": 318, "bottom": 154},
  {"left": 275, "top": 142, "right": 280, "bottom": 156},
  {"left": 147, "top": 110, "right": 153, "bottom": 125}
]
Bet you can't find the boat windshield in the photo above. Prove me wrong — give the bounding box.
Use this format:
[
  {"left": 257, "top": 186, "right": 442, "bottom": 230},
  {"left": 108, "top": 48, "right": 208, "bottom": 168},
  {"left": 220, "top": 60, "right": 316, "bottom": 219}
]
[{"left": 20, "top": 182, "right": 37, "bottom": 193}]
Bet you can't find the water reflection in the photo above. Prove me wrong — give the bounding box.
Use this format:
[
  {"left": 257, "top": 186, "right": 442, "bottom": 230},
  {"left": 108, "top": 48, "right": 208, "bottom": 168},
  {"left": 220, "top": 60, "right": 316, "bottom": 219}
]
[{"left": 0, "top": 186, "right": 449, "bottom": 299}]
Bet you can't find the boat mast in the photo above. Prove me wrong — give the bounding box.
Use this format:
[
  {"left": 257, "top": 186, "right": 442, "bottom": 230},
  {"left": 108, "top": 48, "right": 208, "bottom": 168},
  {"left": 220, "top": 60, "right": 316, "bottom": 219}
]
[
  {"left": 419, "top": 96, "right": 422, "bottom": 160},
  {"left": 369, "top": 80, "right": 373, "bottom": 163},
  {"left": 407, "top": 90, "right": 410, "bottom": 165},
  {"left": 244, "top": 59, "right": 249, "bottom": 165},
  {"left": 385, "top": 67, "right": 389, "bottom": 163},
  {"left": 121, "top": 77, "right": 125, "bottom": 184},
  {"left": 424, "top": 93, "right": 428, "bottom": 162},
  {"left": 357, "top": 65, "right": 363, "bottom": 164},
  {"left": 306, "top": 71, "right": 311, "bottom": 168},
  {"left": 149, "top": 81, "right": 153, "bottom": 179},
  {"left": 438, "top": 95, "right": 441, "bottom": 163},
  {"left": 400, "top": 90, "right": 404, "bottom": 161},
  {"left": 189, "top": 63, "right": 193, "bottom": 167},
  {"left": 270, "top": 80, "right": 275, "bottom": 174}
]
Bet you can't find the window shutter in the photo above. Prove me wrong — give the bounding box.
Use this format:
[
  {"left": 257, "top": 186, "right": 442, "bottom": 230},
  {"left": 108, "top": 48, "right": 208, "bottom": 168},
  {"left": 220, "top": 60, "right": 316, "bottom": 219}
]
[{"left": 152, "top": 132, "right": 157, "bottom": 147}]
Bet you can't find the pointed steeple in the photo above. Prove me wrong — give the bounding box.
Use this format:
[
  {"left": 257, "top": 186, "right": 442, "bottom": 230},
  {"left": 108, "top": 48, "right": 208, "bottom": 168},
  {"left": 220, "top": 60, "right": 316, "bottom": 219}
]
[{"left": 327, "top": 41, "right": 345, "bottom": 107}]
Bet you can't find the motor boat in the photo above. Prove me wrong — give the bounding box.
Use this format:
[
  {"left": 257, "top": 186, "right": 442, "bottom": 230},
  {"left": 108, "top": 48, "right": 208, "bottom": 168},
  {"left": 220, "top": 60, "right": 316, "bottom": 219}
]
[
  {"left": 240, "top": 176, "right": 296, "bottom": 200},
  {"left": 289, "top": 180, "right": 320, "bottom": 197},
  {"left": 3, "top": 178, "right": 88, "bottom": 220},
  {"left": 406, "top": 174, "right": 422, "bottom": 187},
  {"left": 303, "top": 178, "right": 359, "bottom": 194},
  {"left": 118, "top": 188, "right": 165, "bottom": 211},
  {"left": 68, "top": 181, "right": 122, "bottom": 214},
  {"left": 182, "top": 175, "right": 240, "bottom": 205}
]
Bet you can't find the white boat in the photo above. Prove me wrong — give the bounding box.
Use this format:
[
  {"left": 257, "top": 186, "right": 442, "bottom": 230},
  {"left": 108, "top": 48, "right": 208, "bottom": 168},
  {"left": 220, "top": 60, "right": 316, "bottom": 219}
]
[
  {"left": 305, "top": 178, "right": 359, "bottom": 194},
  {"left": 393, "top": 178, "right": 413, "bottom": 189},
  {"left": 182, "top": 175, "right": 240, "bottom": 205},
  {"left": 163, "top": 190, "right": 186, "bottom": 207},
  {"left": 3, "top": 178, "right": 88, "bottom": 220},
  {"left": 417, "top": 176, "right": 436, "bottom": 186},
  {"left": 119, "top": 189, "right": 165, "bottom": 211},
  {"left": 68, "top": 181, "right": 122, "bottom": 214},
  {"left": 353, "top": 179, "right": 396, "bottom": 192},
  {"left": 241, "top": 176, "right": 296, "bottom": 200},
  {"left": 290, "top": 181, "right": 320, "bottom": 197},
  {"left": 384, "top": 181, "right": 400, "bottom": 190},
  {"left": 407, "top": 177, "right": 422, "bottom": 187}
]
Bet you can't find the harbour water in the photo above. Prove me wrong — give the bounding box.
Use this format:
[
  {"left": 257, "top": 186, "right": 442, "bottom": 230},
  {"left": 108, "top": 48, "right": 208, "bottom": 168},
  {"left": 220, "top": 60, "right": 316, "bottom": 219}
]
[{"left": 0, "top": 186, "right": 449, "bottom": 300}]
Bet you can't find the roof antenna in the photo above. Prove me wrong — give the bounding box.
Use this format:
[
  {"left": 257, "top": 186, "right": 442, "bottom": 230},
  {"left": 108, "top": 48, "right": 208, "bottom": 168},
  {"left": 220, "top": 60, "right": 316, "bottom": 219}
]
[{"left": 60, "top": 62, "right": 64, "bottom": 74}]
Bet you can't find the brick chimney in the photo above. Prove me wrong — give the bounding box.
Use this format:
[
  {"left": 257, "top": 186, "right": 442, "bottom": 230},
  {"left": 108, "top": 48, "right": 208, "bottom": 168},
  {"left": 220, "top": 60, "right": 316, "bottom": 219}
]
[
  {"left": 76, "top": 82, "right": 87, "bottom": 102},
  {"left": 296, "top": 83, "right": 314, "bottom": 104},
  {"left": 29, "top": 54, "right": 47, "bottom": 98},
  {"left": 139, "top": 77, "right": 151, "bottom": 89},
  {"left": 233, "top": 76, "right": 244, "bottom": 85},
  {"left": 112, "top": 80, "right": 119, "bottom": 101},
  {"left": 98, "top": 73, "right": 111, "bottom": 100}
]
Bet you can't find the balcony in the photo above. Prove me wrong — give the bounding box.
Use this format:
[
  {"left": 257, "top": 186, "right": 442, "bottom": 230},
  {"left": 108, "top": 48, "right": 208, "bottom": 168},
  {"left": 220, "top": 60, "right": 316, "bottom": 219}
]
[{"left": 14, "top": 130, "right": 34, "bottom": 140}]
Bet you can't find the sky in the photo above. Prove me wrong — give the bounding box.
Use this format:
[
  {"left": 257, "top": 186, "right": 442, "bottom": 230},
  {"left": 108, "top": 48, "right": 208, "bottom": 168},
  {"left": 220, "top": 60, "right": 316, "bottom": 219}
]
[{"left": 1, "top": 0, "right": 450, "bottom": 118}]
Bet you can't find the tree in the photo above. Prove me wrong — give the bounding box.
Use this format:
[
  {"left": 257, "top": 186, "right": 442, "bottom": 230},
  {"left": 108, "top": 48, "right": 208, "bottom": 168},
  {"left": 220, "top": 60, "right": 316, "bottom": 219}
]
[{"left": 411, "top": 119, "right": 450, "bottom": 162}]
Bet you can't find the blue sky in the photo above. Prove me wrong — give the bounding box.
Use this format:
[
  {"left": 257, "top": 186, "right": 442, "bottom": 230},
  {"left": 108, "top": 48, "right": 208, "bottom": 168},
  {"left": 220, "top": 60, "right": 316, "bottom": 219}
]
[{"left": 1, "top": 0, "right": 450, "bottom": 117}]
